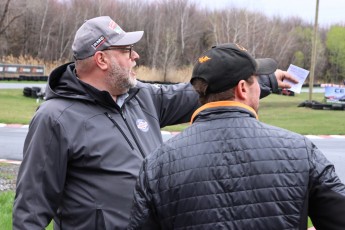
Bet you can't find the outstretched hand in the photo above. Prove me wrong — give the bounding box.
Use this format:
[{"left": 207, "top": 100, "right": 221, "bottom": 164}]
[{"left": 274, "top": 69, "right": 298, "bottom": 89}]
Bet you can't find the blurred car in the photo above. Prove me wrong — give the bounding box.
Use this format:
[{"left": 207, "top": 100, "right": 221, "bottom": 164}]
[{"left": 281, "top": 88, "right": 295, "bottom": 96}]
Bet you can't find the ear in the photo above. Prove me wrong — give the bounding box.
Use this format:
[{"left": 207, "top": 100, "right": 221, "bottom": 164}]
[
  {"left": 93, "top": 51, "right": 109, "bottom": 71},
  {"left": 235, "top": 79, "right": 248, "bottom": 100}
]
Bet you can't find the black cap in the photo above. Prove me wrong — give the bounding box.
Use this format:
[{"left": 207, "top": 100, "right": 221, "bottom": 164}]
[{"left": 191, "top": 43, "right": 277, "bottom": 93}]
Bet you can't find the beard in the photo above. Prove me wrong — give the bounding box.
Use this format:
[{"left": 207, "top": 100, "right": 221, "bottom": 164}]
[{"left": 106, "top": 58, "right": 137, "bottom": 95}]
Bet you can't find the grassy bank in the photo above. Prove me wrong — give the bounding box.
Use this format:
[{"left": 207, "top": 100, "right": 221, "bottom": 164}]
[
  {"left": 1, "top": 89, "right": 344, "bottom": 134},
  {"left": 0, "top": 191, "right": 14, "bottom": 230},
  {"left": 259, "top": 93, "right": 345, "bottom": 134},
  {"left": 166, "top": 92, "right": 345, "bottom": 135},
  {"left": 0, "top": 191, "right": 53, "bottom": 229},
  {"left": 0, "top": 89, "right": 43, "bottom": 124}
]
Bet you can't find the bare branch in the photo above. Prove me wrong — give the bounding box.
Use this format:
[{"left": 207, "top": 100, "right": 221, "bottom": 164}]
[{"left": 0, "top": 0, "right": 11, "bottom": 30}]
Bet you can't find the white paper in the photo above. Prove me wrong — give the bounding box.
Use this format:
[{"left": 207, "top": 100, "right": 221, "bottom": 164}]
[{"left": 284, "top": 64, "right": 309, "bottom": 94}]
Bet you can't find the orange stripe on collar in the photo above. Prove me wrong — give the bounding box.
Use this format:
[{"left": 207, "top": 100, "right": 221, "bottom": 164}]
[{"left": 190, "top": 101, "right": 258, "bottom": 124}]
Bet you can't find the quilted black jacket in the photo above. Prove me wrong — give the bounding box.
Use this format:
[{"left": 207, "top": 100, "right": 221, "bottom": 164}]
[{"left": 128, "top": 101, "right": 345, "bottom": 230}]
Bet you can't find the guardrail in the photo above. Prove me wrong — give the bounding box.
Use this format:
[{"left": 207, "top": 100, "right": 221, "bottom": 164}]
[{"left": 0, "top": 63, "right": 46, "bottom": 81}]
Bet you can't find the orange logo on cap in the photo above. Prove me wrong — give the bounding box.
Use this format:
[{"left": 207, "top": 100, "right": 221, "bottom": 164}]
[
  {"left": 235, "top": 43, "right": 247, "bottom": 51},
  {"left": 199, "top": 56, "right": 211, "bottom": 63}
]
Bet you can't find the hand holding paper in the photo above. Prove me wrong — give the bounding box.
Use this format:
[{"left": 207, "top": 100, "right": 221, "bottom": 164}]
[{"left": 283, "top": 64, "right": 309, "bottom": 94}]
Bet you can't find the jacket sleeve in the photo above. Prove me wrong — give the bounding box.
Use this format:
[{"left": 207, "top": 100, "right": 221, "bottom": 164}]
[
  {"left": 128, "top": 160, "right": 161, "bottom": 230},
  {"left": 141, "top": 75, "right": 277, "bottom": 127},
  {"left": 258, "top": 73, "right": 279, "bottom": 99},
  {"left": 144, "top": 82, "right": 200, "bottom": 127},
  {"left": 307, "top": 141, "right": 345, "bottom": 229},
  {"left": 13, "top": 112, "right": 68, "bottom": 229}
]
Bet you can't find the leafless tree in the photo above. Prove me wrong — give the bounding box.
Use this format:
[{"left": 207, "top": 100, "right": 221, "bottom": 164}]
[
  {"left": 0, "top": 0, "right": 22, "bottom": 36},
  {"left": 0, "top": 0, "right": 329, "bottom": 81}
]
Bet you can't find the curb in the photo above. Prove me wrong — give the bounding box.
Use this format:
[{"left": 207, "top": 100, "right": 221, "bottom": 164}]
[
  {"left": 1, "top": 126, "right": 344, "bottom": 166},
  {"left": 0, "top": 123, "right": 29, "bottom": 128},
  {"left": 1, "top": 124, "right": 345, "bottom": 138},
  {"left": 305, "top": 135, "right": 345, "bottom": 139},
  {"left": 0, "top": 159, "right": 22, "bottom": 165}
]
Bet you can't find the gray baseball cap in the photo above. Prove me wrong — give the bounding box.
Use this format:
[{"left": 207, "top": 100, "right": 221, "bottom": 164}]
[{"left": 72, "top": 16, "right": 144, "bottom": 60}]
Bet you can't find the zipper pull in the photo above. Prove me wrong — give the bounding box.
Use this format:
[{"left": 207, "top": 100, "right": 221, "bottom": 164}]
[
  {"left": 104, "top": 112, "right": 112, "bottom": 119},
  {"left": 121, "top": 109, "right": 126, "bottom": 120}
]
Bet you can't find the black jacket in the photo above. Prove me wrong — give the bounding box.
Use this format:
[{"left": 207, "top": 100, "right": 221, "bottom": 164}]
[{"left": 128, "top": 101, "right": 345, "bottom": 230}]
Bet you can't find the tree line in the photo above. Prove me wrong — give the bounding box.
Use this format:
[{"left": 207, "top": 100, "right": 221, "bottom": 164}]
[{"left": 1, "top": 0, "right": 345, "bottom": 83}]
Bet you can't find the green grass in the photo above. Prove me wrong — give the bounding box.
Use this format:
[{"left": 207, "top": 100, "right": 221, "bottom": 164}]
[
  {"left": 308, "top": 218, "right": 314, "bottom": 228},
  {"left": 0, "top": 89, "right": 42, "bottom": 124},
  {"left": 259, "top": 93, "right": 345, "bottom": 134},
  {"left": 1, "top": 191, "right": 53, "bottom": 229},
  {"left": 164, "top": 92, "right": 345, "bottom": 135},
  {"left": 162, "top": 123, "right": 189, "bottom": 132},
  {"left": 0, "top": 191, "right": 14, "bottom": 230},
  {"left": 1, "top": 89, "right": 344, "bottom": 135}
]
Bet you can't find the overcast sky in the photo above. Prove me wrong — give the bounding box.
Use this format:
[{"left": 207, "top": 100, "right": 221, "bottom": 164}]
[{"left": 195, "top": 0, "right": 344, "bottom": 27}]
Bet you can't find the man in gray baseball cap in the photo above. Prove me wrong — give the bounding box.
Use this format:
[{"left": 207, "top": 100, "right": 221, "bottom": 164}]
[{"left": 13, "top": 15, "right": 201, "bottom": 230}]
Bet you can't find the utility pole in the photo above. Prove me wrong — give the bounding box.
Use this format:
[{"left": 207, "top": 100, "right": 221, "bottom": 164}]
[{"left": 309, "top": 0, "right": 319, "bottom": 102}]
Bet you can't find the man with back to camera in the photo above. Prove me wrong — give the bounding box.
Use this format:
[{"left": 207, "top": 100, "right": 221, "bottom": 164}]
[
  {"left": 128, "top": 43, "right": 345, "bottom": 230},
  {"left": 13, "top": 15, "right": 297, "bottom": 229}
]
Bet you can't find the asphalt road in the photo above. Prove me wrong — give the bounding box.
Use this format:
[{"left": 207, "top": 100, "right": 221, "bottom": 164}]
[
  {"left": 0, "top": 82, "right": 46, "bottom": 89},
  {"left": 1, "top": 126, "right": 345, "bottom": 183}
]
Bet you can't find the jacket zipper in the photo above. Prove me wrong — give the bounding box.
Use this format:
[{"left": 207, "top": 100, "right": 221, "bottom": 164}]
[
  {"left": 120, "top": 108, "right": 145, "bottom": 158},
  {"left": 104, "top": 112, "right": 135, "bottom": 151}
]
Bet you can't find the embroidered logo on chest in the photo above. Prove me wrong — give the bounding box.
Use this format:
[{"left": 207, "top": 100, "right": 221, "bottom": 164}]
[{"left": 136, "top": 119, "right": 149, "bottom": 132}]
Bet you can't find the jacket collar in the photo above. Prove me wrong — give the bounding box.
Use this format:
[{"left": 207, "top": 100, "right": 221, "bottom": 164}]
[
  {"left": 46, "top": 62, "right": 140, "bottom": 108},
  {"left": 190, "top": 101, "right": 258, "bottom": 124}
]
